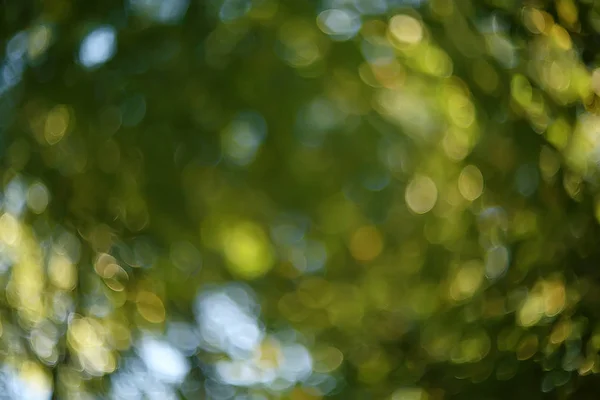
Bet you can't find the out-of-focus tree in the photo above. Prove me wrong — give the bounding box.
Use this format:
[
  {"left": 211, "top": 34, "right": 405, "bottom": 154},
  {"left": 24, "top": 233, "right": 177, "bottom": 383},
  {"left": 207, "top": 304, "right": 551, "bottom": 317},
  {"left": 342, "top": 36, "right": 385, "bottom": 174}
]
[{"left": 3, "top": 0, "right": 600, "bottom": 399}]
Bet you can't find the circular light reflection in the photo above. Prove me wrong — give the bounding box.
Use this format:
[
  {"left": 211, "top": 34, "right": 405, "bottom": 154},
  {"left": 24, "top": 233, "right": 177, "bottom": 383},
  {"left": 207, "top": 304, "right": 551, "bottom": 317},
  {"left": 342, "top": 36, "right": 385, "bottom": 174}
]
[{"left": 405, "top": 175, "right": 438, "bottom": 214}]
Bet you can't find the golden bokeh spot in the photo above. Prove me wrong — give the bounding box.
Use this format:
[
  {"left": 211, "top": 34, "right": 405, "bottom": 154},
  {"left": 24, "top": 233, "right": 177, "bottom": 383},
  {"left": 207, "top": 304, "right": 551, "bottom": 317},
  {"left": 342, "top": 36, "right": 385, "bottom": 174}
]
[
  {"left": 26, "top": 182, "right": 50, "bottom": 214},
  {"left": 451, "top": 329, "right": 491, "bottom": 364},
  {"left": 442, "top": 128, "right": 471, "bottom": 161},
  {"left": 372, "top": 61, "right": 406, "bottom": 89},
  {"left": 511, "top": 210, "right": 539, "bottom": 239},
  {"left": 516, "top": 334, "right": 539, "bottom": 360},
  {"left": 279, "top": 19, "right": 324, "bottom": 68},
  {"left": 349, "top": 225, "right": 384, "bottom": 262},
  {"left": 458, "top": 165, "right": 484, "bottom": 201},
  {"left": 94, "top": 253, "right": 117, "bottom": 277},
  {"left": 518, "top": 294, "right": 544, "bottom": 327},
  {"left": 136, "top": 291, "right": 166, "bottom": 323},
  {"left": 68, "top": 317, "right": 104, "bottom": 349},
  {"left": 389, "top": 14, "right": 423, "bottom": 45},
  {"left": 254, "top": 337, "right": 282, "bottom": 370},
  {"left": 523, "top": 8, "right": 553, "bottom": 34},
  {"left": 358, "top": 62, "right": 380, "bottom": 88},
  {"left": 222, "top": 221, "right": 275, "bottom": 279},
  {"left": 550, "top": 319, "right": 572, "bottom": 344},
  {"left": 28, "top": 25, "right": 52, "bottom": 60},
  {"left": 420, "top": 45, "right": 453, "bottom": 77},
  {"left": 579, "top": 358, "right": 595, "bottom": 376},
  {"left": 48, "top": 252, "right": 77, "bottom": 291},
  {"left": 517, "top": 279, "right": 566, "bottom": 327},
  {"left": 20, "top": 361, "right": 51, "bottom": 396},
  {"left": 544, "top": 61, "right": 570, "bottom": 92},
  {"left": 123, "top": 196, "right": 149, "bottom": 232},
  {"left": 556, "top": 0, "right": 578, "bottom": 27},
  {"left": 449, "top": 260, "right": 484, "bottom": 301},
  {"left": 391, "top": 387, "right": 428, "bottom": 400},
  {"left": 539, "top": 145, "right": 561, "bottom": 181},
  {"left": 105, "top": 319, "right": 132, "bottom": 351},
  {"left": 103, "top": 264, "right": 129, "bottom": 292},
  {"left": 8, "top": 240, "right": 47, "bottom": 323},
  {"left": 591, "top": 68, "right": 600, "bottom": 96},
  {"left": 406, "top": 175, "right": 438, "bottom": 214},
  {"left": 0, "top": 213, "right": 21, "bottom": 246},
  {"left": 543, "top": 279, "right": 566, "bottom": 317},
  {"left": 511, "top": 74, "right": 533, "bottom": 106},
  {"left": 546, "top": 117, "right": 570, "bottom": 150},
  {"left": 550, "top": 24, "right": 572, "bottom": 50},
  {"left": 446, "top": 90, "right": 475, "bottom": 128},
  {"left": 44, "top": 105, "right": 70, "bottom": 145},
  {"left": 563, "top": 171, "right": 582, "bottom": 201},
  {"left": 313, "top": 345, "right": 344, "bottom": 373}
]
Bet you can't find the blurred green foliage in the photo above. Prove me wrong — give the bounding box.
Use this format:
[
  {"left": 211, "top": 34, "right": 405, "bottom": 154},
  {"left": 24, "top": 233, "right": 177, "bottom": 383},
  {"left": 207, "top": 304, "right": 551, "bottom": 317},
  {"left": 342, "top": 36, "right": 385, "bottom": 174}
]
[{"left": 4, "top": 0, "right": 600, "bottom": 399}]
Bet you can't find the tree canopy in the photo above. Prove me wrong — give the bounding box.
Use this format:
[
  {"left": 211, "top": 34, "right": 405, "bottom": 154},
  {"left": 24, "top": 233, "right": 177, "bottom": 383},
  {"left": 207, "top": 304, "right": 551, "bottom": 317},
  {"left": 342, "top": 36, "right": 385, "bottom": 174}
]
[{"left": 3, "top": 0, "right": 600, "bottom": 399}]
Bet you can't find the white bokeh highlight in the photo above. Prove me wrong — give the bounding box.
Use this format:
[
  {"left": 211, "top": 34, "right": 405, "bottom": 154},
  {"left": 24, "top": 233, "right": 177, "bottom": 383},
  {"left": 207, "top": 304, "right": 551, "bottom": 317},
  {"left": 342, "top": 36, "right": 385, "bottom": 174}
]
[{"left": 79, "top": 26, "right": 117, "bottom": 69}]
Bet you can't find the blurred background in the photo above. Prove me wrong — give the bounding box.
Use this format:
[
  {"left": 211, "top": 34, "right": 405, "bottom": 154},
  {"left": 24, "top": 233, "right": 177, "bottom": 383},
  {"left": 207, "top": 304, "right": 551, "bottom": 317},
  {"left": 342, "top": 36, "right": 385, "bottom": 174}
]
[{"left": 3, "top": 0, "right": 600, "bottom": 399}]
